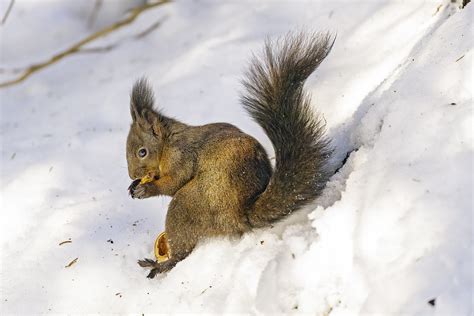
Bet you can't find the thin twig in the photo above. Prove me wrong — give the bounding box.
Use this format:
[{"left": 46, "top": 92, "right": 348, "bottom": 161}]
[
  {"left": 432, "top": 4, "right": 443, "bottom": 16},
  {"left": 78, "top": 44, "right": 118, "bottom": 54},
  {"left": 0, "top": 0, "right": 170, "bottom": 88},
  {"left": 0, "top": 67, "right": 23, "bottom": 74},
  {"left": 1, "top": 0, "right": 14, "bottom": 25},
  {"left": 455, "top": 54, "right": 465, "bottom": 62},
  {"left": 65, "top": 258, "right": 78, "bottom": 268},
  {"left": 135, "top": 16, "right": 167, "bottom": 39},
  {"left": 77, "top": 17, "right": 165, "bottom": 55},
  {"left": 88, "top": 0, "right": 103, "bottom": 28}
]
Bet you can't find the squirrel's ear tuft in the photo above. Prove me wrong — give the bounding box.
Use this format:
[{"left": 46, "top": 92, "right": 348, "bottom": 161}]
[{"left": 130, "top": 78, "right": 155, "bottom": 121}]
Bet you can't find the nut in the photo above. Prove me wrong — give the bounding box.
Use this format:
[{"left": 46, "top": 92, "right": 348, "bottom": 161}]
[{"left": 154, "top": 232, "right": 170, "bottom": 262}]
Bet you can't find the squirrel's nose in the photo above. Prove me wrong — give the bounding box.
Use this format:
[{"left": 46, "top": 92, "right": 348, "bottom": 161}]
[
  {"left": 128, "top": 169, "right": 138, "bottom": 181},
  {"left": 128, "top": 165, "right": 140, "bottom": 180}
]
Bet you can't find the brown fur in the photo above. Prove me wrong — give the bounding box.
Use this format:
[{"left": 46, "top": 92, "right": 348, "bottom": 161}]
[{"left": 126, "top": 32, "right": 334, "bottom": 278}]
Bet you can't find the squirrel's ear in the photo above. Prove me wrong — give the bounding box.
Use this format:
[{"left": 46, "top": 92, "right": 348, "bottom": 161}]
[
  {"left": 130, "top": 78, "right": 155, "bottom": 121},
  {"left": 130, "top": 101, "right": 139, "bottom": 122},
  {"left": 130, "top": 78, "right": 163, "bottom": 137},
  {"left": 142, "top": 109, "right": 163, "bottom": 138}
]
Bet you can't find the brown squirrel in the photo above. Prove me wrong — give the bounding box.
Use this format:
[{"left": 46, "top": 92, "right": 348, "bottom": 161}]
[{"left": 126, "top": 32, "right": 334, "bottom": 278}]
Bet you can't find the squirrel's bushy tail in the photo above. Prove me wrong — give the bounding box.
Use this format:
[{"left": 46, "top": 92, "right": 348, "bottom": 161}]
[{"left": 241, "top": 32, "right": 335, "bottom": 228}]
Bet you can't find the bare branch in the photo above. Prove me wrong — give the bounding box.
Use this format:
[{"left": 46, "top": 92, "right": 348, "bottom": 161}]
[{"left": 0, "top": 0, "right": 171, "bottom": 88}]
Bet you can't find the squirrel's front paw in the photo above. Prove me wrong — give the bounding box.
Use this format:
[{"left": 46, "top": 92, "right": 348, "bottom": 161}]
[{"left": 129, "top": 181, "right": 159, "bottom": 199}]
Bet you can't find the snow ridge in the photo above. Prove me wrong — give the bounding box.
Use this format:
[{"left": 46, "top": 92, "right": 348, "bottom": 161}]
[{"left": 1, "top": 1, "right": 472, "bottom": 314}]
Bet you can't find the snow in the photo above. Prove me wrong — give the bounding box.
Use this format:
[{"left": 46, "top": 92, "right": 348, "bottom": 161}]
[{"left": 0, "top": 0, "right": 472, "bottom": 314}]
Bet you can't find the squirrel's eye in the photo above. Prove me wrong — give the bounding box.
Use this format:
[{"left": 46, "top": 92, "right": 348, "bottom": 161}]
[{"left": 137, "top": 147, "right": 148, "bottom": 158}]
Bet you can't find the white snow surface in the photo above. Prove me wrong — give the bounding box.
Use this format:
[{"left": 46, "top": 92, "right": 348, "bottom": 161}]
[{"left": 0, "top": 0, "right": 472, "bottom": 314}]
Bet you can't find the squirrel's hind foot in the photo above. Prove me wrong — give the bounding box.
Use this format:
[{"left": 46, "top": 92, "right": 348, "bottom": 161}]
[
  {"left": 137, "top": 258, "right": 156, "bottom": 268},
  {"left": 138, "top": 258, "right": 159, "bottom": 279},
  {"left": 147, "top": 268, "right": 159, "bottom": 279},
  {"left": 137, "top": 256, "right": 179, "bottom": 278}
]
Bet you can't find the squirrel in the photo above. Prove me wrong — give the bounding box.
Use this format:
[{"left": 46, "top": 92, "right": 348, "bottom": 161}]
[{"left": 126, "top": 32, "right": 335, "bottom": 278}]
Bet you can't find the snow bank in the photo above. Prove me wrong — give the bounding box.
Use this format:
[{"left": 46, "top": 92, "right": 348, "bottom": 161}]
[{"left": 1, "top": 0, "right": 472, "bottom": 314}]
